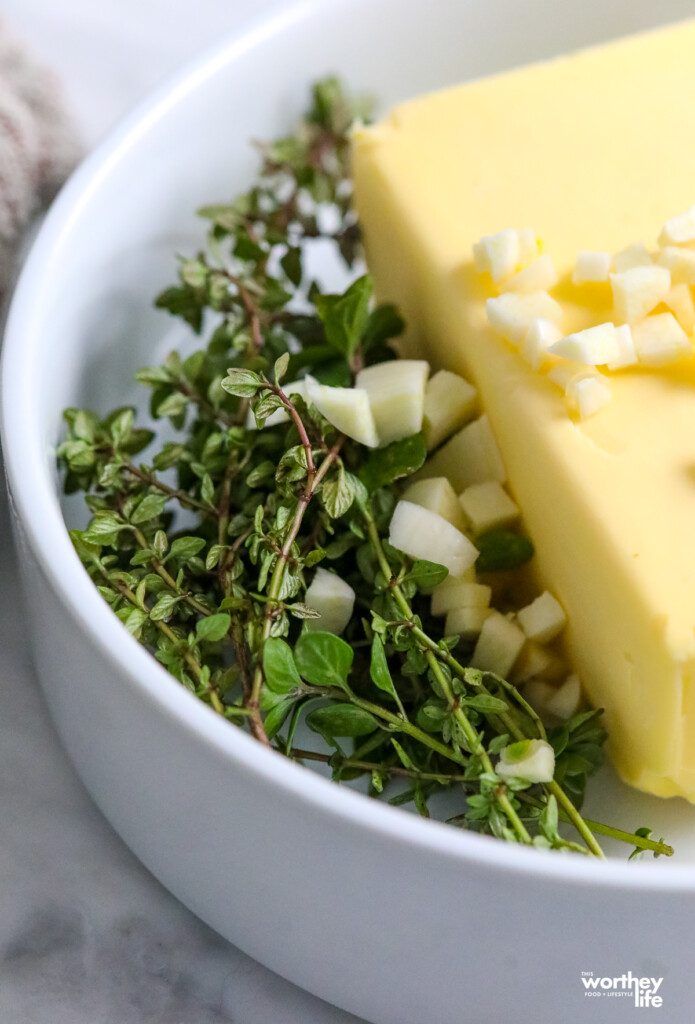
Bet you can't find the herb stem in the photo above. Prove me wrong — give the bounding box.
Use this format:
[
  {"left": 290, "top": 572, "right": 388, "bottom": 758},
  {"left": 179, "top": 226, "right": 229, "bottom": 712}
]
[
  {"left": 106, "top": 572, "right": 224, "bottom": 715},
  {"left": 246, "top": 435, "right": 345, "bottom": 743},
  {"left": 132, "top": 526, "right": 212, "bottom": 619},
  {"left": 122, "top": 461, "right": 212, "bottom": 516},
  {"left": 362, "top": 508, "right": 533, "bottom": 845},
  {"left": 287, "top": 747, "right": 469, "bottom": 783}
]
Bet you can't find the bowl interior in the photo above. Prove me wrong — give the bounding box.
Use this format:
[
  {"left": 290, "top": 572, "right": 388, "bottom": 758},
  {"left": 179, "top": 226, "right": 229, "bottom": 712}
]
[{"left": 6, "top": 0, "right": 695, "bottom": 874}]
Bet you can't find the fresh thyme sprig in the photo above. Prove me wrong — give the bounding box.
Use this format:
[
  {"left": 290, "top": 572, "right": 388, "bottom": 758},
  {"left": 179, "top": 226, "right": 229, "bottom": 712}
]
[{"left": 57, "top": 78, "right": 671, "bottom": 861}]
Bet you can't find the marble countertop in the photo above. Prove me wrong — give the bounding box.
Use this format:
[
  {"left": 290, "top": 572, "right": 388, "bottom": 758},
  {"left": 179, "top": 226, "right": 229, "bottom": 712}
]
[{"left": 0, "top": 2, "right": 364, "bottom": 1020}]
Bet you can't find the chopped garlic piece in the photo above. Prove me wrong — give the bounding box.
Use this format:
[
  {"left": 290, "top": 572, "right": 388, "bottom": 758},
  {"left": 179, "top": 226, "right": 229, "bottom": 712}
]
[
  {"left": 572, "top": 250, "right": 611, "bottom": 285},
  {"left": 547, "top": 361, "right": 598, "bottom": 391},
  {"left": 496, "top": 738, "right": 555, "bottom": 784},
  {"left": 631, "top": 312, "right": 693, "bottom": 367},
  {"left": 500, "top": 254, "right": 557, "bottom": 294},
  {"left": 521, "top": 318, "right": 563, "bottom": 371},
  {"left": 356, "top": 359, "right": 429, "bottom": 445},
  {"left": 606, "top": 324, "right": 637, "bottom": 371},
  {"left": 388, "top": 501, "right": 478, "bottom": 577},
  {"left": 546, "top": 675, "right": 582, "bottom": 720},
  {"left": 610, "top": 265, "right": 671, "bottom": 324},
  {"left": 304, "top": 568, "right": 355, "bottom": 636},
  {"left": 549, "top": 323, "right": 619, "bottom": 365},
  {"left": 657, "top": 246, "right": 695, "bottom": 285},
  {"left": 659, "top": 205, "right": 695, "bottom": 247},
  {"left": 445, "top": 605, "right": 491, "bottom": 639},
  {"left": 612, "top": 242, "right": 653, "bottom": 273},
  {"left": 431, "top": 581, "right": 491, "bottom": 617},
  {"left": 473, "top": 228, "right": 520, "bottom": 282},
  {"left": 486, "top": 292, "right": 563, "bottom": 345},
  {"left": 517, "top": 591, "right": 567, "bottom": 644},
  {"left": 402, "top": 477, "right": 467, "bottom": 532},
  {"left": 522, "top": 679, "right": 557, "bottom": 717},
  {"left": 513, "top": 641, "right": 566, "bottom": 685},
  {"left": 459, "top": 480, "right": 519, "bottom": 535},
  {"left": 306, "top": 377, "right": 379, "bottom": 447},
  {"left": 664, "top": 283, "right": 695, "bottom": 333},
  {"left": 565, "top": 375, "right": 612, "bottom": 420},
  {"left": 422, "top": 369, "right": 477, "bottom": 451},
  {"left": 471, "top": 610, "right": 525, "bottom": 677},
  {"left": 422, "top": 414, "right": 506, "bottom": 491}
]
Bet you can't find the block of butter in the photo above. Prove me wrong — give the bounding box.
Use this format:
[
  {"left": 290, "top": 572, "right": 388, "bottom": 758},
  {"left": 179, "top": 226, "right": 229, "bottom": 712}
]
[{"left": 353, "top": 20, "right": 695, "bottom": 801}]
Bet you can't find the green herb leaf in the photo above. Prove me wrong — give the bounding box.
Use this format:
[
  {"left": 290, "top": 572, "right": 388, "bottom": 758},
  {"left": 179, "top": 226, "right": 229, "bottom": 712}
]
[
  {"left": 315, "top": 274, "right": 372, "bottom": 359},
  {"left": 402, "top": 559, "right": 449, "bottom": 589},
  {"left": 294, "top": 631, "right": 354, "bottom": 690},
  {"left": 359, "top": 433, "right": 427, "bottom": 493},
  {"left": 221, "top": 368, "right": 263, "bottom": 398},
  {"left": 475, "top": 530, "right": 535, "bottom": 572},
  {"left": 195, "top": 613, "right": 231, "bottom": 642},
  {"left": 369, "top": 635, "right": 399, "bottom": 703},
  {"left": 168, "top": 536, "right": 207, "bottom": 563},
  {"left": 307, "top": 703, "right": 380, "bottom": 739},
  {"left": 263, "top": 637, "right": 303, "bottom": 694},
  {"left": 131, "top": 492, "right": 168, "bottom": 524}
]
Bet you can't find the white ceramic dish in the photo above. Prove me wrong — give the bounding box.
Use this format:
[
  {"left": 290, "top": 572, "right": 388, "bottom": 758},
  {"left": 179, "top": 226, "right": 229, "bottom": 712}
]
[{"left": 5, "top": 1, "right": 695, "bottom": 1020}]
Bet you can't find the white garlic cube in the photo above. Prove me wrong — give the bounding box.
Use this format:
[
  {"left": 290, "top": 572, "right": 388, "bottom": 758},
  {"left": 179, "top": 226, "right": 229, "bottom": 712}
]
[
  {"left": 459, "top": 481, "right": 519, "bottom": 535},
  {"left": 473, "top": 228, "right": 520, "bottom": 282},
  {"left": 546, "top": 674, "right": 582, "bottom": 720},
  {"left": 423, "top": 369, "right": 478, "bottom": 451},
  {"left": 500, "top": 254, "right": 558, "bottom": 295},
  {"left": 631, "top": 312, "right": 693, "bottom": 367},
  {"left": 517, "top": 591, "right": 567, "bottom": 644},
  {"left": 521, "top": 318, "right": 563, "bottom": 371},
  {"left": 402, "top": 476, "right": 467, "bottom": 533},
  {"left": 610, "top": 265, "right": 671, "bottom": 324},
  {"left": 513, "top": 641, "right": 567, "bottom": 685},
  {"left": 496, "top": 738, "right": 555, "bottom": 783},
  {"left": 565, "top": 375, "right": 612, "bottom": 420},
  {"left": 547, "top": 361, "right": 597, "bottom": 391},
  {"left": 355, "top": 359, "right": 429, "bottom": 446},
  {"left": 659, "top": 205, "right": 695, "bottom": 246},
  {"left": 572, "top": 250, "right": 611, "bottom": 285},
  {"left": 664, "top": 283, "right": 695, "bottom": 333},
  {"left": 306, "top": 377, "right": 379, "bottom": 447},
  {"left": 388, "top": 501, "right": 478, "bottom": 577},
  {"left": 549, "top": 323, "right": 620, "bottom": 365},
  {"left": 304, "top": 568, "right": 355, "bottom": 636},
  {"left": 606, "top": 324, "right": 638, "bottom": 371},
  {"left": 444, "top": 605, "right": 491, "bottom": 640},
  {"left": 656, "top": 246, "right": 695, "bottom": 285},
  {"left": 422, "top": 415, "right": 506, "bottom": 492},
  {"left": 471, "top": 610, "right": 526, "bottom": 677},
  {"left": 521, "top": 679, "right": 557, "bottom": 717},
  {"left": 487, "top": 292, "right": 563, "bottom": 345},
  {"left": 431, "top": 581, "right": 492, "bottom": 617},
  {"left": 612, "top": 242, "right": 653, "bottom": 273}
]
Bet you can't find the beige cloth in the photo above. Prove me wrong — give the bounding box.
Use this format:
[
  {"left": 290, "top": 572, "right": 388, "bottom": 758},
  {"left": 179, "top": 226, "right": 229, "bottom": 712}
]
[{"left": 0, "top": 24, "right": 79, "bottom": 294}]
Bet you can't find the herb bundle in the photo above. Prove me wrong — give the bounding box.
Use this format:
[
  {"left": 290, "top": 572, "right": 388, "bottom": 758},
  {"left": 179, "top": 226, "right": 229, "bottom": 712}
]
[{"left": 58, "top": 79, "right": 671, "bottom": 860}]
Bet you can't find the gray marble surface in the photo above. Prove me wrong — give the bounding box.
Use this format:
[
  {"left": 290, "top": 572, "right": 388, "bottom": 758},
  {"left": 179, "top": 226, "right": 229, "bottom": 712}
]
[{"left": 0, "top": 1, "right": 366, "bottom": 1020}]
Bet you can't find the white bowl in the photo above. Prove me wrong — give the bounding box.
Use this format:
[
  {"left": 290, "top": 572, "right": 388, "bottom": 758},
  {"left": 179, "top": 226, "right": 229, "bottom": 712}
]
[{"left": 4, "top": 1, "right": 695, "bottom": 1020}]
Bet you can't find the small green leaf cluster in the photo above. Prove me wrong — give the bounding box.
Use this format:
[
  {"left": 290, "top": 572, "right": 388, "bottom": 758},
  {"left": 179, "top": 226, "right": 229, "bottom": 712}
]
[{"left": 57, "top": 79, "right": 670, "bottom": 862}]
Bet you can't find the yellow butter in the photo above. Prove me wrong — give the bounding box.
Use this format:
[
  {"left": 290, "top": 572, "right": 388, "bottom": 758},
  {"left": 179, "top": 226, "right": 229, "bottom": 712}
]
[{"left": 353, "top": 20, "right": 695, "bottom": 800}]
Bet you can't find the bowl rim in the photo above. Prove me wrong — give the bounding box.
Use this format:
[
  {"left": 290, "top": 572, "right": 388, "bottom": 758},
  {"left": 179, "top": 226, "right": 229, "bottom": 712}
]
[{"left": 3, "top": 0, "right": 694, "bottom": 893}]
